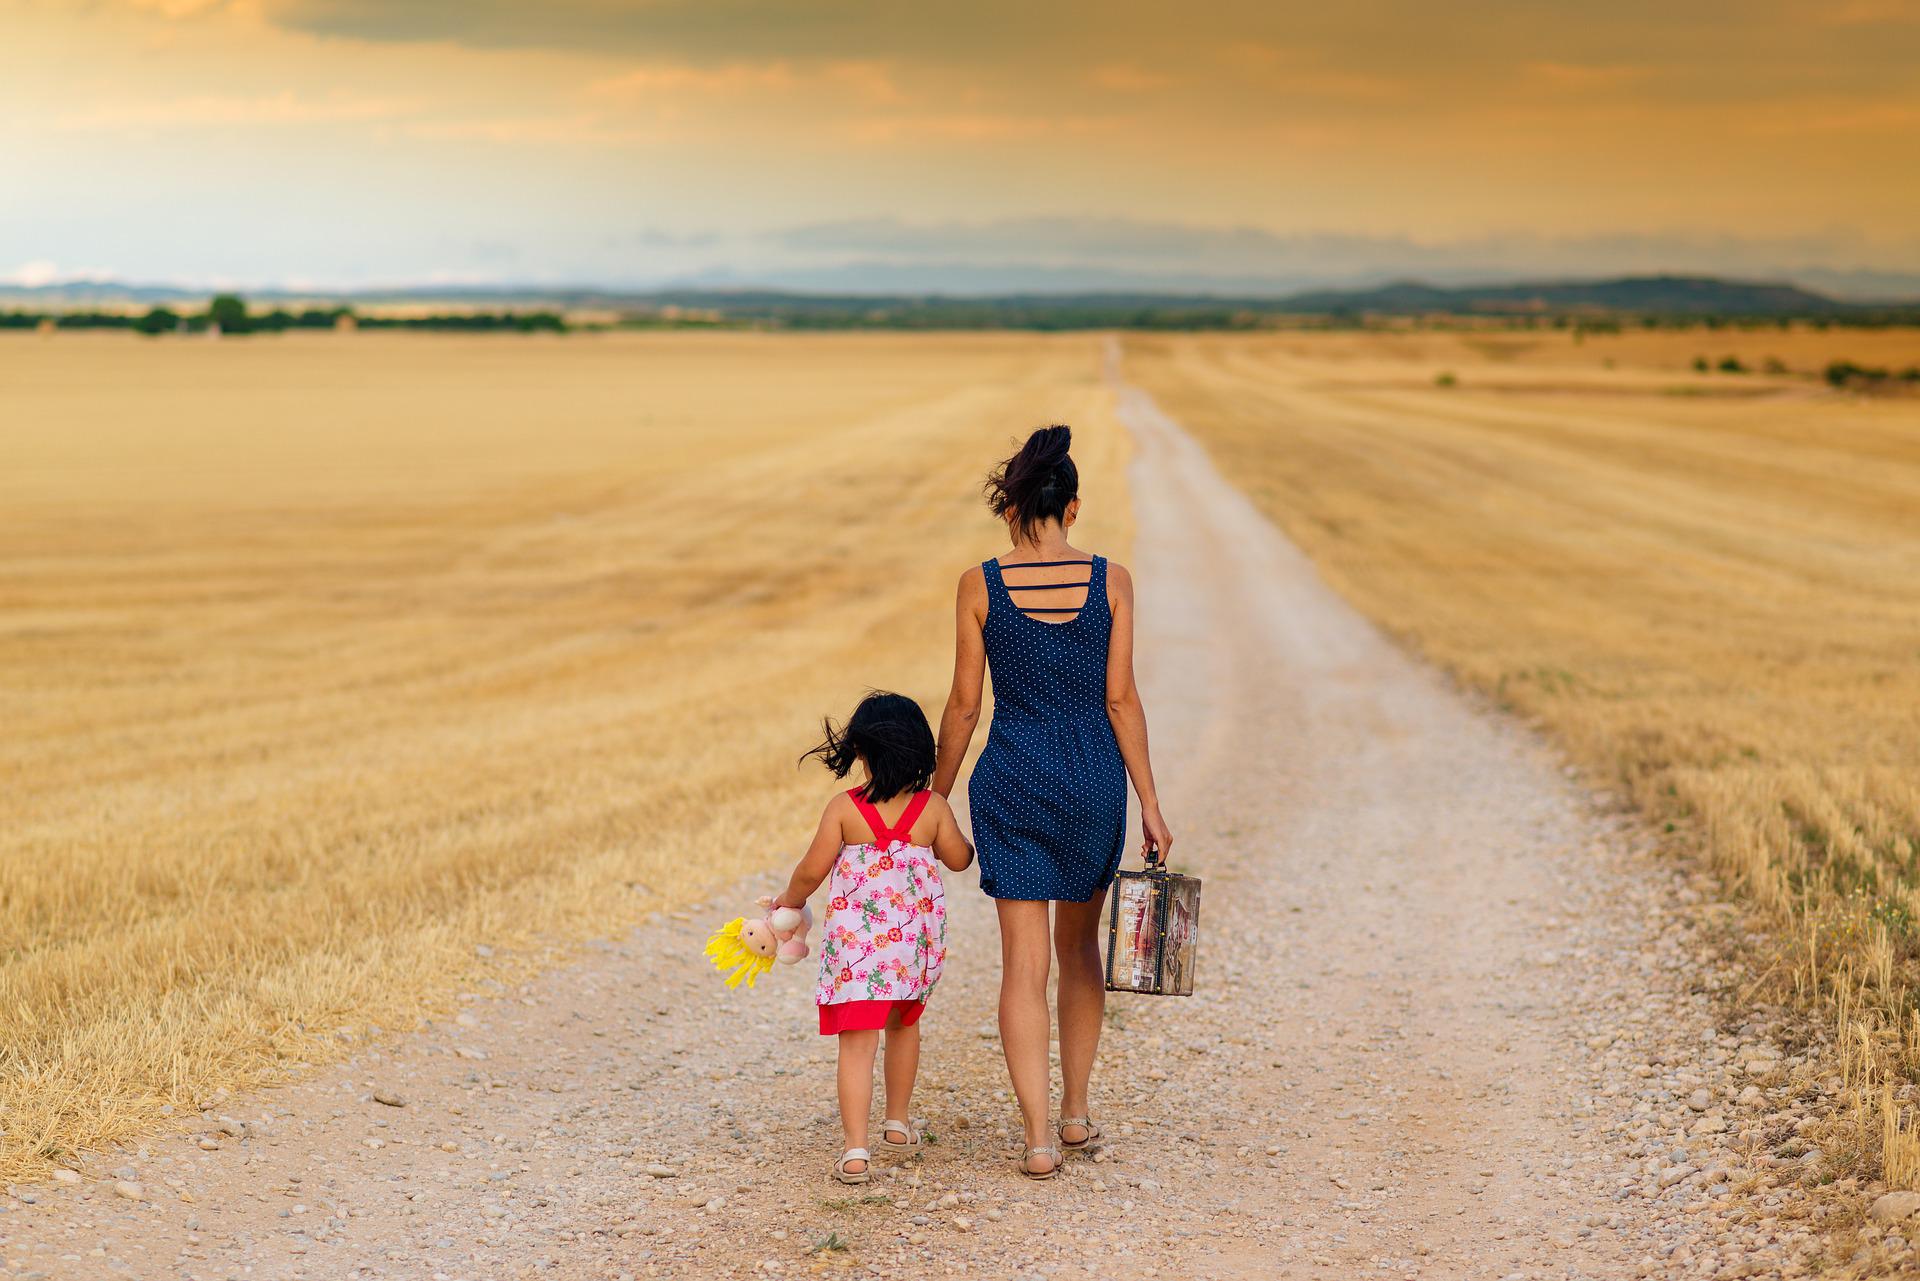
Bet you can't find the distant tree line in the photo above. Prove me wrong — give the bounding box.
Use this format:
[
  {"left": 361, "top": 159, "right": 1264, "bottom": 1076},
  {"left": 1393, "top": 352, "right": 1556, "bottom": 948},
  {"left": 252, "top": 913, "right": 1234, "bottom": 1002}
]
[
  {"left": 1824, "top": 360, "right": 1920, "bottom": 391},
  {"left": 1, "top": 294, "right": 567, "bottom": 335},
  {"left": 8, "top": 290, "right": 1920, "bottom": 336}
]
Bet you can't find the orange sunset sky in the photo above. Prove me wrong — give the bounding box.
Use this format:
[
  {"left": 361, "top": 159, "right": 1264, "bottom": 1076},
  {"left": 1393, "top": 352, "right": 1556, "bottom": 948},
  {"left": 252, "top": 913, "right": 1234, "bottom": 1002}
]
[{"left": 5, "top": 0, "right": 1919, "bottom": 293}]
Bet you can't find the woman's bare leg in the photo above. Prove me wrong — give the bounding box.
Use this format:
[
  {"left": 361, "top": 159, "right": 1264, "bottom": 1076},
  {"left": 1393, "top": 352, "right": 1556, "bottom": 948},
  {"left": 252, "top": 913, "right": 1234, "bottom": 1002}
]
[
  {"left": 1054, "top": 893, "right": 1107, "bottom": 1145},
  {"left": 881, "top": 1008, "right": 921, "bottom": 1129},
  {"left": 836, "top": 1029, "right": 879, "bottom": 1174},
  {"left": 996, "top": 898, "right": 1056, "bottom": 1173}
]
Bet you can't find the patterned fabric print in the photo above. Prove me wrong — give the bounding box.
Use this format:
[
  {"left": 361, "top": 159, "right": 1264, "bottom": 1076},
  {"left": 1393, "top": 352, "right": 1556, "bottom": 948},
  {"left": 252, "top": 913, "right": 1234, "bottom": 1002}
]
[
  {"left": 815, "top": 837, "right": 947, "bottom": 1008},
  {"left": 970, "top": 554, "right": 1129, "bottom": 902}
]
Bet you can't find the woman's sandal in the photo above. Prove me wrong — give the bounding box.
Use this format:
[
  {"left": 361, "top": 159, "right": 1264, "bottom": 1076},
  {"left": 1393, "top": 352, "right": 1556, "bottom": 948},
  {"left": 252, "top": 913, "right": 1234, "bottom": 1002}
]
[
  {"left": 880, "top": 1119, "right": 921, "bottom": 1152},
  {"left": 1017, "top": 1144, "right": 1062, "bottom": 1180},
  {"left": 833, "top": 1148, "right": 872, "bottom": 1185},
  {"left": 1058, "top": 1116, "right": 1103, "bottom": 1151}
]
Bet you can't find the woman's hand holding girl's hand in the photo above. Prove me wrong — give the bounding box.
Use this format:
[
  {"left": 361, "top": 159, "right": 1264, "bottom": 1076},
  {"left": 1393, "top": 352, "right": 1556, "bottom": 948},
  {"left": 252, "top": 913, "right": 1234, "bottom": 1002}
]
[{"left": 1141, "top": 803, "right": 1173, "bottom": 865}]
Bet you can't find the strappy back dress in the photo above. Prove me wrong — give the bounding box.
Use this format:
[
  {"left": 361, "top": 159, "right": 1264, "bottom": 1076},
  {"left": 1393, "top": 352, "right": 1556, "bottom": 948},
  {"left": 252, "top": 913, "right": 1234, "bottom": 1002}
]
[
  {"left": 968, "top": 555, "right": 1128, "bottom": 903},
  {"left": 815, "top": 788, "right": 949, "bottom": 1035}
]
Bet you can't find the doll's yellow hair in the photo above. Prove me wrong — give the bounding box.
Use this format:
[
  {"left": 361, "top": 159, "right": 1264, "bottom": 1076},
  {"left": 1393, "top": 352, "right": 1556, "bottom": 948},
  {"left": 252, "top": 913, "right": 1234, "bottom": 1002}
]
[{"left": 703, "top": 917, "right": 776, "bottom": 989}]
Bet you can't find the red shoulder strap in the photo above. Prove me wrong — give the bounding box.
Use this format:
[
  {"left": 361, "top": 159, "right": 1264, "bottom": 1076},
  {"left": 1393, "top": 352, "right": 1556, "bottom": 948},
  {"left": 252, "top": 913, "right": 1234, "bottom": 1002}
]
[
  {"left": 848, "top": 788, "right": 932, "bottom": 845},
  {"left": 847, "top": 787, "right": 892, "bottom": 844},
  {"left": 887, "top": 791, "right": 933, "bottom": 844}
]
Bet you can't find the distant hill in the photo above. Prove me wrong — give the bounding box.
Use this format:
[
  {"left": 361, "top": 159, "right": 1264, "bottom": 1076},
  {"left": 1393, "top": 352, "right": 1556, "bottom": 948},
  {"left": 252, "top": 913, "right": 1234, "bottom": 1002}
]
[
  {"left": 1280, "top": 274, "right": 1847, "bottom": 317},
  {"left": 4, "top": 273, "right": 1915, "bottom": 330}
]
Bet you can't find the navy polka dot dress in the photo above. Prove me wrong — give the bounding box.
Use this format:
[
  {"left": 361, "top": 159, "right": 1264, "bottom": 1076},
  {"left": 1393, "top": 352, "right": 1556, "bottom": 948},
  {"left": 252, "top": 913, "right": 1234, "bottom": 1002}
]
[{"left": 969, "top": 555, "right": 1128, "bottom": 903}]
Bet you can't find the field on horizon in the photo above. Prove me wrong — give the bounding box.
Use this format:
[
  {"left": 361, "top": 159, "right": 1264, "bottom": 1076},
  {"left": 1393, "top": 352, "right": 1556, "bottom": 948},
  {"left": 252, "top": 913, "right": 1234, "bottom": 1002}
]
[
  {"left": 1122, "top": 325, "right": 1920, "bottom": 1188},
  {"left": 0, "top": 330, "right": 1132, "bottom": 1181}
]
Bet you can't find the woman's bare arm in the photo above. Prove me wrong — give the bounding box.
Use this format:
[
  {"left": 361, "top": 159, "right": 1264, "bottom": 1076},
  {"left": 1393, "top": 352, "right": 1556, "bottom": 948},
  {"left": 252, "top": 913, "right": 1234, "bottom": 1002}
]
[
  {"left": 931, "top": 566, "right": 988, "bottom": 798},
  {"left": 1104, "top": 562, "right": 1173, "bottom": 862}
]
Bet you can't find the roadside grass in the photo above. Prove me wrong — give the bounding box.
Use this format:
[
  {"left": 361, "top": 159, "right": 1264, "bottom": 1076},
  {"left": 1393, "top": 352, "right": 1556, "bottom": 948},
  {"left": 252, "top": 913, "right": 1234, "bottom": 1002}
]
[
  {"left": 1123, "top": 328, "right": 1920, "bottom": 1194},
  {"left": 0, "top": 331, "right": 1133, "bottom": 1183}
]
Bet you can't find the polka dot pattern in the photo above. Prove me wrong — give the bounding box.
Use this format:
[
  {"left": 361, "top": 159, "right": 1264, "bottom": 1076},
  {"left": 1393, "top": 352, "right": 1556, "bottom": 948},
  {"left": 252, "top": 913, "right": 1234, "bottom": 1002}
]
[{"left": 968, "top": 555, "right": 1128, "bottom": 903}]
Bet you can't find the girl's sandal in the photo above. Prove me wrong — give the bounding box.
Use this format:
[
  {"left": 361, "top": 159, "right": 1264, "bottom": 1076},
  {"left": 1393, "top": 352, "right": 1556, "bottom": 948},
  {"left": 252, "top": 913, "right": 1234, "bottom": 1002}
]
[
  {"left": 833, "top": 1149, "right": 872, "bottom": 1185},
  {"left": 880, "top": 1119, "right": 921, "bottom": 1152},
  {"left": 1017, "top": 1144, "right": 1062, "bottom": 1180},
  {"left": 1058, "top": 1117, "right": 1103, "bottom": 1151}
]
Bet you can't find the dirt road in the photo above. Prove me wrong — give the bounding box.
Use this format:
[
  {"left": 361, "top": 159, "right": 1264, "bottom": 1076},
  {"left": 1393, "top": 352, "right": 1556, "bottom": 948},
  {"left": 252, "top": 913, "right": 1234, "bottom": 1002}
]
[{"left": 0, "top": 360, "right": 1828, "bottom": 1280}]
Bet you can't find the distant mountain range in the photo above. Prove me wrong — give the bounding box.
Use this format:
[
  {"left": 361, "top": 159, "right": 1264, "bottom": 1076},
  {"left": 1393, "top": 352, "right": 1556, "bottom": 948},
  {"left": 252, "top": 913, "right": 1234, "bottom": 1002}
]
[
  {"left": 1274, "top": 275, "right": 1850, "bottom": 316},
  {"left": 3, "top": 273, "right": 1913, "bottom": 322}
]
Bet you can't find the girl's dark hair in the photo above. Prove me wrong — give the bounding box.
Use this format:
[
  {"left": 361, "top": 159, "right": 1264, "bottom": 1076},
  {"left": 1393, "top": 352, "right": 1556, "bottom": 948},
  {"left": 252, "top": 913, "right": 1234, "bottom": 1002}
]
[
  {"left": 801, "top": 691, "right": 936, "bottom": 802},
  {"left": 985, "top": 425, "right": 1077, "bottom": 542}
]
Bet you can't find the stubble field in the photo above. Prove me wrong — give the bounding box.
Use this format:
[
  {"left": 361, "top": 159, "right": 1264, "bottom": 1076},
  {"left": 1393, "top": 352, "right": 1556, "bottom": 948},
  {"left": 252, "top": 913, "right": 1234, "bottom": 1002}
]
[
  {"left": 1122, "top": 325, "right": 1920, "bottom": 1190},
  {"left": 9, "top": 320, "right": 1918, "bottom": 1210},
  {"left": 0, "top": 331, "right": 1131, "bottom": 1182}
]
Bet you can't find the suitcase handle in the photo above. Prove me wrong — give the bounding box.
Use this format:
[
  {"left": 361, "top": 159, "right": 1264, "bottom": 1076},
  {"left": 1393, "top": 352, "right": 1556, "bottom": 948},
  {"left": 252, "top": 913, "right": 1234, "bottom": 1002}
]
[{"left": 1143, "top": 839, "right": 1164, "bottom": 869}]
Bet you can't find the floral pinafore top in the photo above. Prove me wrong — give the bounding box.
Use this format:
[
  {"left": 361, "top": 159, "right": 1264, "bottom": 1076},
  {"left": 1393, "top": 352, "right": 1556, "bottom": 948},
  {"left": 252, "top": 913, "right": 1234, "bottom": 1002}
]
[{"left": 815, "top": 789, "right": 948, "bottom": 1008}]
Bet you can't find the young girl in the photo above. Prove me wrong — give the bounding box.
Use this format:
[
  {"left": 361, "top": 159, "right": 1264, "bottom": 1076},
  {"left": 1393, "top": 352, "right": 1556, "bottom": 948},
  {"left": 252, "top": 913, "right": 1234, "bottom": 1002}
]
[{"left": 774, "top": 691, "right": 974, "bottom": 1184}]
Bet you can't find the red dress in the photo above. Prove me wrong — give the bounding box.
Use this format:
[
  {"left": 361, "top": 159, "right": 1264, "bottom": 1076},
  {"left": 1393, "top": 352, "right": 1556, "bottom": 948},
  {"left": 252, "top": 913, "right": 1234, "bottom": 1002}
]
[{"left": 815, "top": 789, "right": 946, "bottom": 1035}]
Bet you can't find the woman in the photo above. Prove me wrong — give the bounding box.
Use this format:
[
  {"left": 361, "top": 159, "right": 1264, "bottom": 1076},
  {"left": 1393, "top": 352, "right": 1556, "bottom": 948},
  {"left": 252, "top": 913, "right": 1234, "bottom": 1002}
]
[{"left": 931, "top": 424, "right": 1173, "bottom": 1179}]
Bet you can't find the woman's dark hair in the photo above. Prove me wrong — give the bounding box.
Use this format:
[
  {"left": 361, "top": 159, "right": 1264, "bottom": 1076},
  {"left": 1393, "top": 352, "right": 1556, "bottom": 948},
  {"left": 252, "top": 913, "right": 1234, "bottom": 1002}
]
[
  {"left": 985, "top": 424, "right": 1077, "bottom": 542},
  {"left": 801, "top": 691, "right": 936, "bottom": 802}
]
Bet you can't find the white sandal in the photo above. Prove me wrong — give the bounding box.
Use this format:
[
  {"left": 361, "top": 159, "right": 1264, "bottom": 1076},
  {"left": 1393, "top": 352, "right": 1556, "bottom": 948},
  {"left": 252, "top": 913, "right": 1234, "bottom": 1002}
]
[
  {"left": 1018, "top": 1144, "right": 1062, "bottom": 1180},
  {"left": 1058, "top": 1116, "right": 1103, "bottom": 1150},
  {"left": 880, "top": 1119, "right": 921, "bottom": 1151},
  {"left": 833, "top": 1148, "right": 872, "bottom": 1184}
]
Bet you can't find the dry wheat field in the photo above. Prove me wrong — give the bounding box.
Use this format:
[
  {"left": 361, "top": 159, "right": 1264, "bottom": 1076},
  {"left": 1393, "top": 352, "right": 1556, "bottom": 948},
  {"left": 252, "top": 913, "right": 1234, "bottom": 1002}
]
[
  {"left": 1123, "top": 326, "right": 1920, "bottom": 1188},
  {"left": 0, "top": 330, "right": 1130, "bottom": 1182}
]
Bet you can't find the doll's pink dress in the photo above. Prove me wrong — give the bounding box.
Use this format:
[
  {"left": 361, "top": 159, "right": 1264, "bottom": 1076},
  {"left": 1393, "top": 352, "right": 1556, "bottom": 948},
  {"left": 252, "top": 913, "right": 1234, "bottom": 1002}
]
[{"left": 815, "top": 788, "right": 948, "bottom": 1035}]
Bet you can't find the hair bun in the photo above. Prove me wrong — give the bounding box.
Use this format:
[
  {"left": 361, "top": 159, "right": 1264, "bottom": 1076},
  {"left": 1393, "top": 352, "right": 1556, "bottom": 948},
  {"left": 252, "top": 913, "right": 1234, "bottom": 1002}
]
[{"left": 984, "top": 425, "right": 1079, "bottom": 540}]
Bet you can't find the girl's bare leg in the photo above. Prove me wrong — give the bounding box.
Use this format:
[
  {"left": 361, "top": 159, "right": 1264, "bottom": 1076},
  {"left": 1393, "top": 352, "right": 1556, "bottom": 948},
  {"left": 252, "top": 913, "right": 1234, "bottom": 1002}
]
[
  {"left": 836, "top": 1029, "right": 880, "bottom": 1174},
  {"left": 996, "top": 898, "right": 1056, "bottom": 1173},
  {"left": 1054, "top": 894, "right": 1108, "bottom": 1145},
  {"left": 881, "top": 1008, "right": 921, "bottom": 1127}
]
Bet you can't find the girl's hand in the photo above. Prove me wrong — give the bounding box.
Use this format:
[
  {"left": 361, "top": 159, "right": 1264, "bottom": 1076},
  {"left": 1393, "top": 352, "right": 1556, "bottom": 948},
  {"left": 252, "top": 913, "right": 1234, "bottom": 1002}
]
[{"left": 1141, "top": 804, "right": 1173, "bottom": 866}]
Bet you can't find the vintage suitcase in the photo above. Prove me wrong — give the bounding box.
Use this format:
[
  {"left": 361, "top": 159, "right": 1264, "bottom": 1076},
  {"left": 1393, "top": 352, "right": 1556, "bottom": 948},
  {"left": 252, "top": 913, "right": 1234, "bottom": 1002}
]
[{"left": 1103, "top": 855, "right": 1201, "bottom": 996}]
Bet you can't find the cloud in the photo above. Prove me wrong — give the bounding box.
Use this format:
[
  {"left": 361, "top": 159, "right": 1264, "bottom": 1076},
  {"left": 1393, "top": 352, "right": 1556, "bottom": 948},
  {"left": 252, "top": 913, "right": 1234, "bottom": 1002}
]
[
  {"left": 585, "top": 59, "right": 902, "bottom": 105},
  {"left": 56, "top": 90, "right": 415, "bottom": 130},
  {"left": 3, "top": 260, "right": 120, "bottom": 287},
  {"left": 118, "top": 0, "right": 232, "bottom": 17},
  {"left": 1523, "top": 61, "right": 1648, "bottom": 91},
  {"left": 1087, "top": 63, "right": 1176, "bottom": 93},
  {"left": 1817, "top": 0, "right": 1920, "bottom": 24},
  {"left": 5, "top": 260, "right": 63, "bottom": 288},
  {"left": 766, "top": 216, "right": 1920, "bottom": 286}
]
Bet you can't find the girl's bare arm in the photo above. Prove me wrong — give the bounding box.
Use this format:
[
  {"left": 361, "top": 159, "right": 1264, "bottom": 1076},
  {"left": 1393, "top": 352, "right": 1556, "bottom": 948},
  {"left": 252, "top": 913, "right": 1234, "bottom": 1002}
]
[
  {"left": 775, "top": 796, "right": 847, "bottom": 908},
  {"left": 931, "top": 567, "right": 988, "bottom": 797},
  {"left": 1104, "top": 562, "right": 1173, "bottom": 862},
  {"left": 928, "top": 795, "right": 975, "bottom": 872}
]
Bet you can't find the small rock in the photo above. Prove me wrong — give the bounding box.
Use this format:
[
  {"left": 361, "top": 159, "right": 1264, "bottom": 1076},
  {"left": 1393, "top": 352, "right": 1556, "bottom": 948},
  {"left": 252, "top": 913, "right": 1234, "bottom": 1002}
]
[
  {"left": 113, "top": 1181, "right": 145, "bottom": 1201},
  {"left": 1657, "top": 1164, "right": 1696, "bottom": 1188},
  {"left": 645, "top": 1163, "right": 679, "bottom": 1178},
  {"left": 51, "top": 1169, "right": 81, "bottom": 1185},
  {"left": 373, "top": 1091, "right": 406, "bottom": 1108},
  {"left": 197, "top": 1137, "right": 219, "bottom": 1151},
  {"left": 1687, "top": 1089, "right": 1710, "bottom": 1112},
  {"left": 952, "top": 1215, "right": 973, "bottom": 1230},
  {"left": 1869, "top": 1191, "right": 1920, "bottom": 1225}
]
